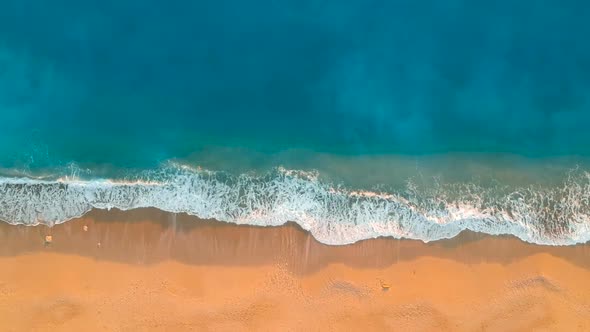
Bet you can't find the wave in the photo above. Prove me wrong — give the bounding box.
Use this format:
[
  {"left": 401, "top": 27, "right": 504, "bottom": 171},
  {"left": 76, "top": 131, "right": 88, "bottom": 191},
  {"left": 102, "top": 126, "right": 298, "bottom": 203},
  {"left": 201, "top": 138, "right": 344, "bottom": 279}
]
[{"left": 1, "top": 162, "right": 589, "bottom": 245}]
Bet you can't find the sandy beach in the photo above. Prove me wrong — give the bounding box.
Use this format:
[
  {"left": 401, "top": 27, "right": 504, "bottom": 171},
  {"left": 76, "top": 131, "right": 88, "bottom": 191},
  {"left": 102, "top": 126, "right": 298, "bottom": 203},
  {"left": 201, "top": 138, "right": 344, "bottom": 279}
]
[{"left": 1, "top": 208, "right": 589, "bottom": 331}]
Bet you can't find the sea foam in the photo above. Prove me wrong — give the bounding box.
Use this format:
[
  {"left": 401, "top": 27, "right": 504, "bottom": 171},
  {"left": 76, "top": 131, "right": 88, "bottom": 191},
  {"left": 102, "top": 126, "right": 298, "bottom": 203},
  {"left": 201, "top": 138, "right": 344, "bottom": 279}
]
[{"left": 1, "top": 163, "right": 589, "bottom": 245}]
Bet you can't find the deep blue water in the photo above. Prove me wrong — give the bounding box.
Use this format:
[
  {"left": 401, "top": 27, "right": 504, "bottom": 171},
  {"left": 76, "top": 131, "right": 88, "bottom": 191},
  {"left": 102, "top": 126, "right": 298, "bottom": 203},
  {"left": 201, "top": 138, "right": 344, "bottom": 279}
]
[
  {"left": 1, "top": 0, "right": 590, "bottom": 170},
  {"left": 1, "top": 0, "right": 590, "bottom": 244}
]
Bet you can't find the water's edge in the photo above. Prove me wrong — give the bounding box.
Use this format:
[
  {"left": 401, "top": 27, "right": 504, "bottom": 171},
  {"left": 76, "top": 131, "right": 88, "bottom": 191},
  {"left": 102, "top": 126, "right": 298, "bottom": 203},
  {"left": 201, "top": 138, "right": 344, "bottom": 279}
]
[{"left": 1, "top": 163, "right": 589, "bottom": 246}]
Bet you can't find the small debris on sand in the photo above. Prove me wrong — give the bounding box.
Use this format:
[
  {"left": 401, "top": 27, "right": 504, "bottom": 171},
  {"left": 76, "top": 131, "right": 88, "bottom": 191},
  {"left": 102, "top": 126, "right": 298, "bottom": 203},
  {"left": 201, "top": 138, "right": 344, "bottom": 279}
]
[
  {"left": 44, "top": 235, "right": 52, "bottom": 245},
  {"left": 83, "top": 225, "right": 88, "bottom": 232},
  {"left": 378, "top": 278, "right": 391, "bottom": 291}
]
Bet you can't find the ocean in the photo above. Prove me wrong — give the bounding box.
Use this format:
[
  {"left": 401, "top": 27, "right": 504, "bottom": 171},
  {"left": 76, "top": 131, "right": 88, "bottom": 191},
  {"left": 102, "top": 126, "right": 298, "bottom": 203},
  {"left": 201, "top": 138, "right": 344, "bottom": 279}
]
[{"left": 1, "top": 0, "right": 590, "bottom": 245}]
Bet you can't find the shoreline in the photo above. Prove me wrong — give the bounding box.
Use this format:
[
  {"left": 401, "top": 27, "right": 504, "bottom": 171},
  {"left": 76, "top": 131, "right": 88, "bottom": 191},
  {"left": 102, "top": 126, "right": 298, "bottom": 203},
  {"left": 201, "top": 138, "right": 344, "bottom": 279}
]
[
  {"left": 3, "top": 166, "right": 590, "bottom": 247},
  {"left": 1, "top": 208, "right": 590, "bottom": 330},
  {"left": 1, "top": 208, "right": 590, "bottom": 272}
]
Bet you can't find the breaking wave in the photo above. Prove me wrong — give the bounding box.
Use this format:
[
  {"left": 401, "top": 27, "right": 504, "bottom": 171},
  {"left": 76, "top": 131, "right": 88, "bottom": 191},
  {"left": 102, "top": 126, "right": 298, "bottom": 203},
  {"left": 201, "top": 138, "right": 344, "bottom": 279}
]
[{"left": 1, "top": 162, "right": 589, "bottom": 245}]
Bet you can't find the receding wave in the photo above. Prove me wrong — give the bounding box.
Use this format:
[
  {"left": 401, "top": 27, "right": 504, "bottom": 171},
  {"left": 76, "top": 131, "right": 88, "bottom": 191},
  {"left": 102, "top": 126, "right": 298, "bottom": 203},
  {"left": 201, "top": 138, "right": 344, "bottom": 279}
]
[{"left": 0, "top": 162, "right": 589, "bottom": 245}]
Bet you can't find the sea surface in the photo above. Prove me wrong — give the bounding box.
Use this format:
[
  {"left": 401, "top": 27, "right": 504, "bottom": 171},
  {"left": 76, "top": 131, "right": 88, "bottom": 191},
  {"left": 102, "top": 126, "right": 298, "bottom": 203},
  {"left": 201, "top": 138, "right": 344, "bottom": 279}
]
[{"left": 1, "top": 0, "right": 590, "bottom": 245}]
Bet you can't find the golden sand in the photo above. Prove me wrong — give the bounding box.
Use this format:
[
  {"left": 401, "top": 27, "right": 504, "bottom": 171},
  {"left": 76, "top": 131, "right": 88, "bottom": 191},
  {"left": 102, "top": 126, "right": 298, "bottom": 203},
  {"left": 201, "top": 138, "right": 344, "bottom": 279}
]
[{"left": 1, "top": 208, "right": 589, "bottom": 331}]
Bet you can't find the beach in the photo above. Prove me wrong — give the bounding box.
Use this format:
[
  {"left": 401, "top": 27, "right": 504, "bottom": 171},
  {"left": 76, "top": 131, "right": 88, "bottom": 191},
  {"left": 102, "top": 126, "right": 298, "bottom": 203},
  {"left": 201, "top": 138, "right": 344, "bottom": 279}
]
[
  {"left": 1, "top": 208, "right": 589, "bottom": 331},
  {"left": 1, "top": 0, "right": 589, "bottom": 330}
]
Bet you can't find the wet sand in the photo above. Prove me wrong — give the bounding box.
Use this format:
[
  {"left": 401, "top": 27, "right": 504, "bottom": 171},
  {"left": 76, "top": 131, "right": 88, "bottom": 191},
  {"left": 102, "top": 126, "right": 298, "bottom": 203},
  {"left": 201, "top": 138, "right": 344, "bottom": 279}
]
[{"left": 1, "top": 208, "right": 590, "bottom": 331}]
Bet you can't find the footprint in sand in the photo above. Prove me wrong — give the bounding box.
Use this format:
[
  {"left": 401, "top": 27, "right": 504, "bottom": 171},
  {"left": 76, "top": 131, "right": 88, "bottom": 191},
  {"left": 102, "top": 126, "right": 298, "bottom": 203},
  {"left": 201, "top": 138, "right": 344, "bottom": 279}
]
[
  {"left": 32, "top": 298, "right": 83, "bottom": 327},
  {"left": 325, "top": 279, "right": 370, "bottom": 299}
]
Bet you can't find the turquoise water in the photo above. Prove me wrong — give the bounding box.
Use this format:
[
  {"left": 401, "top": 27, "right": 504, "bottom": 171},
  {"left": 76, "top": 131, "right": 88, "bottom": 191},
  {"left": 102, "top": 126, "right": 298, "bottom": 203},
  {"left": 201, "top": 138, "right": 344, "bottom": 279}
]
[{"left": 1, "top": 0, "right": 590, "bottom": 244}]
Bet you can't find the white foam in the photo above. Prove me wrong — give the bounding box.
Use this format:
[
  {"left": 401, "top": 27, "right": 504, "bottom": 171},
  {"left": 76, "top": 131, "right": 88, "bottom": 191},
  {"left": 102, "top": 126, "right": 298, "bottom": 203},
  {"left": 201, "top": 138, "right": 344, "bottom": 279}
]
[{"left": 1, "top": 163, "right": 589, "bottom": 246}]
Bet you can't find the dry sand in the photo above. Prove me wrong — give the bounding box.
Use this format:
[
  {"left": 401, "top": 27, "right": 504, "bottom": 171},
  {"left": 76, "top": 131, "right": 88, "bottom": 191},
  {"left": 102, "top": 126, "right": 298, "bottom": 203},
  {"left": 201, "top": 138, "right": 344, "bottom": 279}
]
[{"left": 1, "top": 208, "right": 590, "bottom": 331}]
